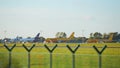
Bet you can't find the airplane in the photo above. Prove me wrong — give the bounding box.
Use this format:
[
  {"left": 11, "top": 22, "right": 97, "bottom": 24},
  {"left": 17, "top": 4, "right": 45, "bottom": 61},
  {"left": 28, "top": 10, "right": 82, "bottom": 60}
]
[
  {"left": 10, "top": 33, "right": 41, "bottom": 43},
  {"left": 45, "top": 32, "right": 85, "bottom": 43}
]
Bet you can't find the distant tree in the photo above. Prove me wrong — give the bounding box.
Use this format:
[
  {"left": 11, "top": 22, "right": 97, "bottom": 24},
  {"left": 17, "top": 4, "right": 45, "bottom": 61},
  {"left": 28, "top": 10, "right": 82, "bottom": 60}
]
[
  {"left": 19, "top": 37, "right": 23, "bottom": 39},
  {"left": 39, "top": 37, "right": 45, "bottom": 42},
  {"left": 55, "top": 32, "right": 67, "bottom": 38},
  {"left": 93, "top": 32, "right": 102, "bottom": 39},
  {"left": 27, "top": 37, "right": 31, "bottom": 39},
  {"left": 112, "top": 32, "right": 120, "bottom": 40},
  {"left": 62, "top": 32, "right": 67, "bottom": 38},
  {"left": 90, "top": 33, "right": 94, "bottom": 39},
  {"left": 117, "top": 34, "right": 120, "bottom": 40},
  {"left": 103, "top": 33, "right": 109, "bottom": 39},
  {"left": 0, "top": 39, "right": 2, "bottom": 43},
  {"left": 55, "top": 32, "right": 60, "bottom": 38}
]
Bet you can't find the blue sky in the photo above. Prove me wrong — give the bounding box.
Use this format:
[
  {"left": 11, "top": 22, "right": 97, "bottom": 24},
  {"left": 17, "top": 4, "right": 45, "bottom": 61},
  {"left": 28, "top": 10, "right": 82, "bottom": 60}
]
[{"left": 0, "top": 0, "right": 120, "bottom": 39}]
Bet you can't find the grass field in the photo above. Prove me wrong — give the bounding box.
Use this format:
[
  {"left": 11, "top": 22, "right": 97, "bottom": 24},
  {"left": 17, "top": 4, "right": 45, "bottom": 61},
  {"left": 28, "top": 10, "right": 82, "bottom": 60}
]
[{"left": 0, "top": 43, "right": 120, "bottom": 68}]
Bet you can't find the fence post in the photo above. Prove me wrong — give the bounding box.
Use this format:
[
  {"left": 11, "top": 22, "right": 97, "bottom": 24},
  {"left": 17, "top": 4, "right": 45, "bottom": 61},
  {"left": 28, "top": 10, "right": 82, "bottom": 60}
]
[
  {"left": 67, "top": 45, "right": 80, "bottom": 68},
  {"left": 4, "top": 43, "right": 16, "bottom": 68},
  {"left": 44, "top": 44, "right": 57, "bottom": 68},
  {"left": 93, "top": 45, "right": 107, "bottom": 68},
  {"left": 23, "top": 44, "right": 35, "bottom": 68}
]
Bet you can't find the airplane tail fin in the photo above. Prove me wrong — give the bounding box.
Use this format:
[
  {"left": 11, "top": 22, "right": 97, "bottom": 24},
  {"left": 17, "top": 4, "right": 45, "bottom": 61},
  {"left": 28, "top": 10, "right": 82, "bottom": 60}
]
[
  {"left": 33, "top": 33, "right": 40, "bottom": 42},
  {"left": 108, "top": 33, "right": 114, "bottom": 41},
  {"left": 68, "top": 32, "right": 75, "bottom": 39},
  {"left": 36, "top": 33, "right": 40, "bottom": 38}
]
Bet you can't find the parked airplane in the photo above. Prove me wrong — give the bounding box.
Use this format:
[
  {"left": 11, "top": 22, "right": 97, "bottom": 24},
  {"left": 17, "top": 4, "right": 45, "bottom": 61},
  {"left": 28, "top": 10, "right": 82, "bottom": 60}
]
[
  {"left": 10, "top": 33, "right": 41, "bottom": 43},
  {"left": 45, "top": 32, "right": 86, "bottom": 43}
]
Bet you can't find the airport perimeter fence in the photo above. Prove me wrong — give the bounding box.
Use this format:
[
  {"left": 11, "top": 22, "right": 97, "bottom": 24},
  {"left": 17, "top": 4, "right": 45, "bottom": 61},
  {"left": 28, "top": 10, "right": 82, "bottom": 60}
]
[{"left": 0, "top": 43, "right": 120, "bottom": 68}]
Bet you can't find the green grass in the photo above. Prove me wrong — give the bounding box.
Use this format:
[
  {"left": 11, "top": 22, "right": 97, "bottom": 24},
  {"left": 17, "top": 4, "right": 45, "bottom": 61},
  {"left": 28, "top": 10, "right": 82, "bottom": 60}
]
[{"left": 0, "top": 43, "right": 120, "bottom": 68}]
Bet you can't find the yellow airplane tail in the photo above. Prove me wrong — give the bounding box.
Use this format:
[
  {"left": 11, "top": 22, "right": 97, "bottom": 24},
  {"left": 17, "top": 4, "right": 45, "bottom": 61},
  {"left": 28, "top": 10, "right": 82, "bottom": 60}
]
[
  {"left": 108, "top": 33, "right": 114, "bottom": 41},
  {"left": 68, "top": 32, "right": 75, "bottom": 39}
]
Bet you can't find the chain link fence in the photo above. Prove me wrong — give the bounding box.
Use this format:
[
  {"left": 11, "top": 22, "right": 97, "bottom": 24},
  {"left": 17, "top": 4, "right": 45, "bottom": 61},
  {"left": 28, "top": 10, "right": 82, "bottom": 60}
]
[{"left": 0, "top": 44, "right": 120, "bottom": 68}]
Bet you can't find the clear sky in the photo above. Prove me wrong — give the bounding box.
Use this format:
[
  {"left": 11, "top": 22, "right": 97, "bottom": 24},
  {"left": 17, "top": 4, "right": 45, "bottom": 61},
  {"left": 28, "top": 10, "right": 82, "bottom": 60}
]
[{"left": 0, "top": 0, "right": 120, "bottom": 39}]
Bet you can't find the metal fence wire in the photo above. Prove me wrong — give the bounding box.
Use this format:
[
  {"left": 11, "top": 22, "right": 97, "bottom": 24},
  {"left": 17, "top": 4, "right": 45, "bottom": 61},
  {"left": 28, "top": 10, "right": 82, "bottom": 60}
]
[{"left": 0, "top": 43, "right": 120, "bottom": 68}]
